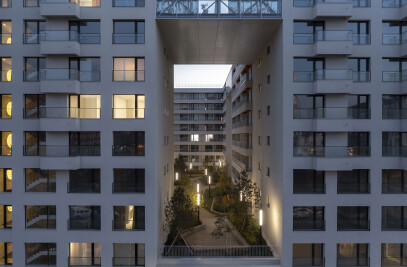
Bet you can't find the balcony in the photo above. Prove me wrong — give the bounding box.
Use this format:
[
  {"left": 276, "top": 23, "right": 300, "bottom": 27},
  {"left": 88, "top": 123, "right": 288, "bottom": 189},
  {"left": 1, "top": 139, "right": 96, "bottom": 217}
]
[
  {"left": 293, "top": 220, "right": 325, "bottom": 231},
  {"left": 337, "top": 257, "right": 369, "bottom": 266},
  {"left": 113, "top": 70, "right": 145, "bottom": 82},
  {"left": 40, "top": 31, "right": 80, "bottom": 55},
  {"left": 383, "top": 32, "right": 407, "bottom": 56},
  {"left": 295, "top": 0, "right": 370, "bottom": 7},
  {"left": 293, "top": 108, "right": 370, "bottom": 119},
  {"left": 40, "top": 69, "right": 100, "bottom": 94},
  {"left": 383, "top": 108, "right": 407, "bottom": 119},
  {"left": 294, "top": 70, "right": 353, "bottom": 93},
  {"left": 112, "top": 33, "right": 145, "bottom": 44},
  {"left": 294, "top": 146, "right": 370, "bottom": 157},
  {"left": 156, "top": 0, "right": 282, "bottom": 18},
  {"left": 314, "top": 30, "right": 353, "bottom": 55},
  {"left": 40, "top": 0, "right": 80, "bottom": 18},
  {"left": 112, "top": 183, "right": 144, "bottom": 193},
  {"left": 112, "top": 108, "right": 145, "bottom": 119},
  {"left": 313, "top": 0, "right": 353, "bottom": 18},
  {"left": 161, "top": 246, "right": 275, "bottom": 258},
  {"left": 69, "top": 257, "right": 101, "bottom": 266},
  {"left": 112, "top": 145, "right": 145, "bottom": 156},
  {"left": 24, "top": 145, "right": 100, "bottom": 157},
  {"left": 382, "top": 146, "right": 407, "bottom": 157},
  {"left": 382, "top": 219, "right": 407, "bottom": 230},
  {"left": 293, "top": 257, "right": 324, "bottom": 267}
]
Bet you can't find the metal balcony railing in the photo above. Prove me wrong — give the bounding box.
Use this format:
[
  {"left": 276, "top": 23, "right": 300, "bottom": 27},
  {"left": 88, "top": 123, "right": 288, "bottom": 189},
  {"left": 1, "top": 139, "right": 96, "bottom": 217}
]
[
  {"left": 293, "top": 146, "right": 371, "bottom": 157},
  {"left": 293, "top": 108, "right": 370, "bottom": 119},
  {"left": 293, "top": 220, "right": 325, "bottom": 230},
  {"left": 293, "top": 69, "right": 353, "bottom": 82},
  {"left": 112, "top": 33, "right": 145, "bottom": 44},
  {"left": 293, "top": 257, "right": 325, "bottom": 266},
  {"left": 112, "top": 220, "right": 145, "bottom": 230},
  {"left": 382, "top": 219, "right": 407, "bottom": 230},
  {"left": 156, "top": 0, "right": 282, "bottom": 18},
  {"left": 337, "top": 257, "right": 369, "bottom": 266},
  {"left": 23, "top": 145, "right": 101, "bottom": 157},
  {"left": 40, "top": 69, "right": 100, "bottom": 82},
  {"left": 68, "top": 257, "right": 101, "bottom": 266},
  {"left": 161, "top": 246, "right": 275, "bottom": 257},
  {"left": 293, "top": 183, "right": 326, "bottom": 194},
  {"left": 382, "top": 146, "right": 407, "bottom": 157}
]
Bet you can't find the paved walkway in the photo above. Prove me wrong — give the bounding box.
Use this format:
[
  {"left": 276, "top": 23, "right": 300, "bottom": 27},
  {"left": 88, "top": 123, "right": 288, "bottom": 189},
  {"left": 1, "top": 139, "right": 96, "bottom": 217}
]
[{"left": 185, "top": 207, "right": 246, "bottom": 247}]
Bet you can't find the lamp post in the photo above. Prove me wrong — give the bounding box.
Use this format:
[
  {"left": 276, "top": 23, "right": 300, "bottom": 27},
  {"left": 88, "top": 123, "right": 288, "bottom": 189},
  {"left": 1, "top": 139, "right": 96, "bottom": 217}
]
[
  {"left": 189, "top": 163, "right": 192, "bottom": 178},
  {"left": 175, "top": 172, "right": 179, "bottom": 181},
  {"left": 208, "top": 175, "right": 211, "bottom": 197},
  {"left": 259, "top": 209, "right": 263, "bottom": 245},
  {"left": 205, "top": 168, "right": 207, "bottom": 176},
  {"left": 197, "top": 183, "right": 200, "bottom": 224}
]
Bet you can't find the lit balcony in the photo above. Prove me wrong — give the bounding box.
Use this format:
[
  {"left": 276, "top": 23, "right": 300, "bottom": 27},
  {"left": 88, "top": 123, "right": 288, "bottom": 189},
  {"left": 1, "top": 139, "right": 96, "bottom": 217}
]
[
  {"left": 156, "top": 0, "right": 282, "bottom": 18},
  {"left": 40, "top": 0, "right": 80, "bottom": 18},
  {"left": 40, "top": 31, "right": 80, "bottom": 56},
  {"left": 313, "top": 0, "right": 352, "bottom": 18},
  {"left": 313, "top": 30, "right": 353, "bottom": 55}
]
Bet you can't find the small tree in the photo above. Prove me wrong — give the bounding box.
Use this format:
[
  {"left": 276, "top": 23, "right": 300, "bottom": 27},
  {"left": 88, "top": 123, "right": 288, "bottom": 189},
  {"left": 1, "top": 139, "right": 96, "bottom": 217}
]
[
  {"left": 174, "top": 154, "right": 187, "bottom": 175},
  {"left": 211, "top": 214, "right": 234, "bottom": 245}
]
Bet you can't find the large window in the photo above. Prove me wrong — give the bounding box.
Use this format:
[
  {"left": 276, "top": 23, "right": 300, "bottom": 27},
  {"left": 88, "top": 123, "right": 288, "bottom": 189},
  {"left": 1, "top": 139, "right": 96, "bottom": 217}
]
[
  {"left": 348, "top": 58, "right": 370, "bottom": 82},
  {"left": 113, "top": 57, "right": 145, "bottom": 81},
  {"left": 24, "top": 94, "right": 45, "bottom": 119},
  {"left": 382, "top": 169, "right": 407, "bottom": 193},
  {"left": 113, "top": 169, "right": 145, "bottom": 193},
  {"left": 25, "top": 168, "right": 56, "bottom": 192},
  {"left": 113, "top": 95, "right": 145, "bottom": 119},
  {"left": 0, "top": 243, "right": 12, "bottom": 265},
  {"left": 24, "top": 57, "right": 45, "bottom": 82},
  {"left": 69, "top": 206, "right": 100, "bottom": 230},
  {"left": 383, "top": 95, "right": 407, "bottom": 119},
  {"left": 24, "top": 131, "right": 45, "bottom": 156},
  {"left": 25, "top": 243, "right": 56, "bottom": 265},
  {"left": 0, "top": 205, "right": 12, "bottom": 229},
  {"left": 69, "top": 169, "right": 100, "bottom": 193},
  {"left": 293, "top": 131, "right": 324, "bottom": 157},
  {"left": 337, "top": 243, "right": 369, "bottom": 266},
  {"left": 293, "top": 95, "right": 324, "bottom": 119},
  {"left": 293, "top": 169, "right": 325, "bottom": 194},
  {"left": 25, "top": 205, "right": 56, "bottom": 229},
  {"left": 382, "top": 58, "right": 407, "bottom": 82},
  {"left": 113, "top": 0, "right": 144, "bottom": 7},
  {"left": 347, "top": 132, "right": 370, "bottom": 156},
  {"left": 0, "top": 21, "right": 11, "bottom": 44},
  {"left": 1, "top": 131, "right": 12, "bottom": 156},
  {"left": 293, "top": 21, "right": 324, "bottom": 44},
  {"left": 382, "top": 206, "right": 407, "bottom": 230},
  {"left": 24, "top": 20, "right": 45, "bottom": 44},
  {"left": 69, "top": 243, "right": 100, "bottom": 266},
  {"left": 69, "top": 57, "right": 100, "bottom": 82},
  {"left": 69, "top": 95, "right": 101, "bottom": 119},
  {"left": 337, "top": 206, "right": 369, "bottom": 231},
  {"left": 113, "top": 21, "right": 145, "bottom": 44},
  {"left": 113, "top": 206, "right": 145, "bottom": 230},
  {"left": 0, "top": 58, "right": 11, "bottom": 82},
  {"left": 293, "top": 57, "right": 324, "bottom": 82},
  {"left": 69, "top": 131, "right": 100, "bottom": 156},
  {"left": 113, "top": 243, "right": 145, "bottom": 266},
  {"left": 382, "top": 243, "right": 407, "bottom": 267},
  {"left": 337, "top": 170, "right": 370, "bottom": 194},
  {"left": 348, "top": 21, "right": 370, "bottom": 44},
  {"left": 0, "top": 168, "right": 12, "bottom": 192},
  {"left": 293, "top": 206, "right": 325, "bottom": 231},
  {"left": 292, "top": 244, "right": 324, "bottom": 266},
  {"left": 113, "top": 131, "right": 145, "bottom": 156},
  {"left": 383, "top": 132, "right": 407, "bottom": 157},
  {"left": 69, "top": 21, "right": 100, "bottom": 44},
  {"left": 0, "top": 94, "right": 11, "bottom": 119},
  {"left": 383, "top": 21, "right": 407, "bottom": 44}
]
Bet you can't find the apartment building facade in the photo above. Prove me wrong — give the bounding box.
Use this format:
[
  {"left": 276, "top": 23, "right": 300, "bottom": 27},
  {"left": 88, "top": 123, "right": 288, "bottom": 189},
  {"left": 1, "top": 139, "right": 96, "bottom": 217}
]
[{"left": 173, "top": 87, "right": 224, "bottom": 171}]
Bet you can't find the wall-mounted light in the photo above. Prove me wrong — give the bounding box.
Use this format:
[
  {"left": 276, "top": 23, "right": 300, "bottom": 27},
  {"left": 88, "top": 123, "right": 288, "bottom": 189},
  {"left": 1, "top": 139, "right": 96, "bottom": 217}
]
[{"left": 240, "top": 191, "right": 243, "bottom": 201}]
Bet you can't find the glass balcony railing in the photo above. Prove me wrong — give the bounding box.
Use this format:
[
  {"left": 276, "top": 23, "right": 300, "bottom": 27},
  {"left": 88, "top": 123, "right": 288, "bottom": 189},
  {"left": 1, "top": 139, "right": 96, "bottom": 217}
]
[
  {"left": 383, "top": 0, "right": 407, "bottom": 7},
  {"left": 113, "top": 70, "right": 145, "bottom": 82},
  {"left": 112, "top": 0, "right": 144, "bottom": 6},
  {"left": 23, "top": 145, "right": 100, "bottom": 157},
  {"left": 382, "top": 257, "right": 407, "bottom": 267},
  {"left": 112, "top": 183, "right": 144, "bottom": 193},
  {"left": 41, "top": 69, "right": 100, "bottom": 82},
  {"left": 113, "top": 257, "right": 145, "bottom": 267},
  {"left": 294, "top": 70, "right": 353, "bottom": 82},
  {"left": 41, "top": 0, "right": 101, "bottom": 7},
  {"left": 294, "top": 32, "right": 369, "bottom": 45},
  {"left": 293, "top": 220, "right": 325, "bottom": 230},
  {"left": 293, "top": 257, "right": 324, "bottom": 267},
  {"left": 294, "top": 0, "right": 368, "bottom": 7},
  {"left": 23, "top": 107, "right": 100, "bottom": 119},
  {"left": 112, "top": 108, "right": 145, "bottom": 119},
  {"left": 382, "top": 146, "right": 407, "bottom": 157},
  {"left": 337, "top": 257, "right": 369, "bottom": 267},
  {"left": 337, "top": 220, "right": 370, "bottom": 231},
  {"left": 112, "top": 145, "right": 145, "bottom": 156},
  {"left": 382, "top": 108, "right": 407, "bottom": 119},
  {"left": 337, "top": 182, "right": 370, "bottom": 193},
  {"left": 68, "top": 219, "right": 101, "bottom": 230},
  {"left": 112, "top": 33, "right": 145, "bottom": 44},
  {"left": 293, "top": 183, "right": 326, "bottom": 194},
  {"left": 293, "top": 108, "right": 370, "bottom": 119},
  {"left": 112, "top": 220, "right": 144, "bottom": 230},
  {"left": 315, "top": 30, "right": 352, "bottom": 41},
  {"left": 382, "top": 219, "right": 407, "bottom": 230},
  {"left": 68, "top": 257, "right": 101, "bottom": 266},
  {"left": 68, "top": 182, "right": 100, "bottom": 193},
  {"left": 294, "top": 146, "right": 371, "bottom": 157},
  {"left": 40, "top": 30, "right": 79, "bottom": 42},
  {"left": 157, "top": 0, "right": 281, "bottom": 18},
  {"left": 383, "top": 32, "right": 407, "bottom": 45}
]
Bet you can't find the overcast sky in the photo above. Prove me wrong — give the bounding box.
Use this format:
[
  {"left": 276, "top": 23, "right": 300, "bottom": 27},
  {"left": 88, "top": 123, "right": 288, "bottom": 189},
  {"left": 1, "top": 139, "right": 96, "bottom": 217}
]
[{"left": 174, "top": 65, "right": 232, "bottom": 88}]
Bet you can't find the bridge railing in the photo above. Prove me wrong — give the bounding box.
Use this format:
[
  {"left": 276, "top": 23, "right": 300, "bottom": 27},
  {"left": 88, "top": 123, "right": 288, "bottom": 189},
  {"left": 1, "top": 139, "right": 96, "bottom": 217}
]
[
  {"left": 156, "top": 0, "right": 282, "bottom": 18},
  {"left": 161, "top": 245, "right": 277, "bottom": 257}
]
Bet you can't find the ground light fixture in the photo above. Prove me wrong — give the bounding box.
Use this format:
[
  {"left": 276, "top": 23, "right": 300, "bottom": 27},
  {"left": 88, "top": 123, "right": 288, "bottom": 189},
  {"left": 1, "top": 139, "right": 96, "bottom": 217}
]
[
  {"left": 208, "top": 175, "right": 211, "bottom": 197},
  {"left": 259, "top": 209, "right": 263, "bottom": 245},
  {"left": 197, "top": 183, "right": 200, "bottom": 224}
]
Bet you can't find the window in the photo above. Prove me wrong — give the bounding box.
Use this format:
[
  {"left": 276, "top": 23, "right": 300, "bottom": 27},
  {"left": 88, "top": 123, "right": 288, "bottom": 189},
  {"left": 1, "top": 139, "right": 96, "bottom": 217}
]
[
  {"left": 383, "top": 58, "right": 407, "bottom": 82},
  {"left": 76, "top": 0, "right": 100, "bottom": 6},
  {"left": 293, "top": 57, "right": 324, "bottom": 82},
  {"left": 113, "top": 169, "right": 145, "bottom": 193},
  {"left": 0, "top": 243, "right": 12, "bottom": 265},
  {"left": 24, "top": 131, "right": 45, "bottom": 156},
  {"left": 24, "top": 20, "right": 45, "bottom": 44},
  {"left": 0, "top": 205, "right": 12, "bottom": 228},
  {"left": 69, "top": 169, "right": 100, "bottom": 193},
  {"left": 113, "top": 0, "right": 145, "bottom": 7},
  {"left": 258, "top": 136, "right": 262, "bottom": 145},
  {"left": 383, "top": 95, "right": 407, "bottom": 119},
  {"left": 382, "top": 243, "right": 407, "bottom": 266},
  {"left": 25, "top": 168, "right": 56, "bottom": 192},
  {"left": 24, "top": 94, "right": 45, "bottom": 119},
  {"left": 113, "top": 206, "right": 145, "bottom": 230},
  {"left": 347, "top": 132, "right": 370, "bottom": 156},
  {"left": 0, "top": 169, "right": 11, "bottom": 192},
  {"left": 0, "top": 131, "right": 12, "bottom": 156},
  {"left": 258, "top": 162, "right": 261, "bottom": 171},
  {"left": 258, "top": 109, "right": 262, "bottom": 119},
  {"left": 113, "top": 131, "right": 145, "bottom": 156},
  {"left": 267, "top": 105, "right": 270, "bottom": 115},
  {"left": 113, "top": 95, "right": 145, "bottom": 119},
  {"left": 69, "top": 21, "right": 100, "bottom": 44},
  {"left": 69, "top": 206, "right": 100, "bottom": 230},
  {"left": 24, "top": 0, "right": 40, "bottom": 7},
  {"left": 25, "top": 243, "right": 56, "bottom": 265},
  {"left": 337, "top": 244, "right": 369, "bottom": 266},
  {"left": 382, "top": 206, "right": 407, "bottom": 230},
  {"left": 293, "top": 206, "right": 325, "bottom": 230},
  {"left": 293, "top": 131, "right": 324, "bottom": 157},
  {"left": 113, "top": 20, "right": 145, "bottom": 44},
  {"left": 0, "top": 0, "right": 11, "bottom": 7},
  {"left": 69, "top": 243, "right": 100, "bottom": 266},
  {"left": 382, "top": 132, "right": 407, "bottom": 156},
  {"left": 337, "top": 170, "right": 370, "bottom": 194},
  {"left": 267, "top": 74, "right": 270, "bottom": 83},
  {"left": 293, "top": 169, "right": 325, "bottom": 194},
  {"left": 69, "top": 57, "right": 100, "bottom": 82},
  {"left": 257, "top": 57, "right": 262, "bottom": 67},
  {"left": 383, "top": 21, "right": 407, "bottom": 45},
  {"left": 113, "top": 57, "right": 145, "bottom": 81},
  {"left": 347, "top": 94, "right": 370, "bottom": 119},
  {"left": 0, "top": 95, "right": 11, "bottom": 118},
  {"left": 267, "top": 167, "right": 270, "bottom": 177},
  {"left": 348, "top": 58, "right": 370, "bottom": 82},
  {"left": 292, "top": 244, "right": 324, "bottom": 266},
  {"left": 267, "top": 136, "right": 270, "bottom": 145},
  {"left": 266, "top": 46, "right": 270, "bottom": 55},
  {"left": 258, "top": 84, "right": 262, "bottom": 91},
  {"left": 0, "top": 58, "right": 11, "bottom": 82},
  {"left": 69, "top": 95, "right": 101, "bottom": 119},
  {"left": 25, "top": 205, "right": 56, "bottom": 229},
  {"left": 293, "top": 21, "right": 324, "bottom": 44},
  {"left": 0, "top": 21, "right": 11, "bottom": 44},
  {"left": 113, "top": 243, "right": 145, "bottom": 266},
  {"left": 293, "top": 94, "right": 324, "bottom": 119},
  {"left": 69, "top": 132, "right": 100, "bottom": 156},
  {"left": 24, "top": 57, "right": 45, "bottom": 82},
  {"left": 382, "top": 169, "right": 407, "bottom": 193},
  {"left": 337, "top": 206, "right": 369, "bottom": 230},
  {"left": 348, "top": 21, "right": 370, "bottom": 44}
]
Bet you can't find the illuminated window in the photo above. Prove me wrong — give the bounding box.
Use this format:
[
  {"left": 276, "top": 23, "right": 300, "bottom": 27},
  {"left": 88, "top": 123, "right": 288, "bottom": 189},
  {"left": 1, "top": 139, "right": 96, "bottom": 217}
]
[
  {"left": 113, "top": 206, "right": 145, "bottom": 230},
  {"left": 113, "top": 243, "right": 145, "bottom": 266},
  {"left": 0, "top": 58, "right": 11, "bottom": 82},
  {"left": 0, "top": 95, "right": 11, "bottom": 118},
  {"left": 77, "top": 0, "right": 100, "bottom": 7},
  {"left": 113, "top": 57, "right": 145, "bottom": 81},
  {"left": 190, "top": 134, "right": 199, "bottom": 141},
  {"left": 0, "top": 205, "right": 12, "bottom": 228},
  {"left": 25, "top": 168, "right": 56, "bottom": 192},
  {"left": 205, "top": 134, "right": 214, "bottom": 142},
  {"left": 69, "top": 95, "right": 101, "bottom": 119},
  {"left": 1, "top": 131, "right": 11, "bottom": 156},
  {"left": 0, "top": 242, "right": 12, "bottom": 265},
  {"left": 0, "top": 168, "right": 12, "bottom": 192},
  {"left": 113, "top": 95, "right": 145, "bottom": 119},
  {"left": 26, "top": 243, "right": 56, "bottom": 265},
  {"left": 69, "top": 243, "right": 100, "bottom": 266},
  {"left": 0, "top": 21, "right": 11, "bottom": 44}
]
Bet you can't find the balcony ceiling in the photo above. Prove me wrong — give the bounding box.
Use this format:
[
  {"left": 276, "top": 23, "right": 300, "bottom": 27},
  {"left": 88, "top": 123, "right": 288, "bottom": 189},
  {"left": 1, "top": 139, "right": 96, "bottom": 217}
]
[{"left": 156, "top": 19, "right": 281, "bottom": 64}]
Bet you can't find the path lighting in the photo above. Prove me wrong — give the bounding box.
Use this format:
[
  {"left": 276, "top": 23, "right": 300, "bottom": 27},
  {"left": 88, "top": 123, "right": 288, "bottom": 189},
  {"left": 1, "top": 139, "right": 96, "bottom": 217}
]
[
  {"left": 189, "top": 163, "right": 192, "bottom": 170},
  {"left": 196, "top": 183, "right": 200, "bottom": 224},
  {"left": 240, "top": 191, "right": 243, "bottom": 201},
  {"left": 259, "top": 209, "right": 263, "bottom": 245},
  {"left": 189, "top": 163, "right": 192, "bottom": 178},
  {"left": 205, "top": 168, "right": 207, "bottom": 175},
  {"left": 219, "top": 159, "right": 222, "bottom": 167},
  {"left": 175, "top": 172, "right": 179, "bottom": 181},
  {"left": 197, "top": 183, "right": 199, "bottom": 193},
  {"left": 208, "top": 175, "right": 211, "bottom": 197}
]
